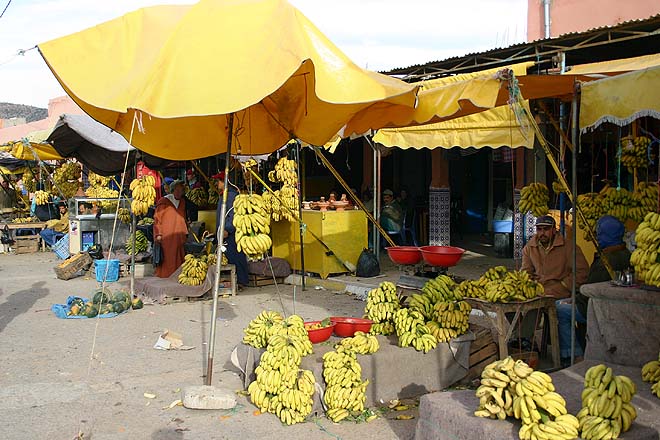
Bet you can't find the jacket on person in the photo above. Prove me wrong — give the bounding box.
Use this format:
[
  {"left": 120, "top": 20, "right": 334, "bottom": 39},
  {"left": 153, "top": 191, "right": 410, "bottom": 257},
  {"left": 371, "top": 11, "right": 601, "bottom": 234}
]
[
  {"left": 45, "top": 212, "right": 69, "bottom": 233},
  {"left": 521, "top": 233, "right": 589, "bottom": 298}
]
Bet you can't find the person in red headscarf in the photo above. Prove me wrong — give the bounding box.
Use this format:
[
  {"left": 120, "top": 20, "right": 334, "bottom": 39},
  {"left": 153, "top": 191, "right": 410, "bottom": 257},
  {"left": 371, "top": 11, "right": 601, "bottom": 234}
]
[{"left": 153, "top": 180, "right": 188, "bottom": 278}]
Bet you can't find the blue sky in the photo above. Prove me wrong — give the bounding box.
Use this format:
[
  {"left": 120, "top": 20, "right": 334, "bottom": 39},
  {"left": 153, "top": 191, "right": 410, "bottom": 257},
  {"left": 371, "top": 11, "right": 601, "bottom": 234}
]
[{"left": 0, "top": 0, "right": 527, "bottom": 107}]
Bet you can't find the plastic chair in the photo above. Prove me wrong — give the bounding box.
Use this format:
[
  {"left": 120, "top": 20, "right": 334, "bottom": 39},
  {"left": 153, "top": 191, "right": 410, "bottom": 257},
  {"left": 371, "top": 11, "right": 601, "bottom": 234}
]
[{"left": 401, "top": 211, "right": 418, "bottom": 246}]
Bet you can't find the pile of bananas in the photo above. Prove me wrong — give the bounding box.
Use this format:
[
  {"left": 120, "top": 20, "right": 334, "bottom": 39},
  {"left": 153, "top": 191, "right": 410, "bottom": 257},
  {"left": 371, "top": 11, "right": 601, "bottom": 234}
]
[
  {"left": 364, "top": 281, "right": 399, "bottom": 335},
  {"left": 52, "top": 162, "right": 81, "bottom": 198},
  {"left": 420, "top": 274, "right": 459, "bottom": 302},
  {"left": 335, "top": 331, "right": 379, "bottom": 355},
  {"left": 248, "top": 333, "right": 315, "bottom": 425},
  {"left": 481, "top": 265, "right": 510, "bottom": 282},
  {"left": 85, "top": 185, "right": 120, "bottom": 210},
  {"left": 519, "top": 183, "right": 550, "bottom": 217},
  {"left": 630, "top": 212, "right": 660, "bottom": 286},
  {"left": 11, "top": 216, "right": 37, "bottom": 223},
  {"left": 642, "top": 353, "right": 660, "bottom": 398},
  {"left": 463, "top": 268, "right": 544, "bottom": 303},
  {"left": 552, "top": 179, "right": 567, "bottom": 194},
  {"left": 34, "top": 190, "right": 50, "bottom": 205},
  {"left": 242, "top": 312, "right": 310, "bottom": 348},
  {"left": 186, "top": 187, "right": 208, "bottom": 207},
  {"left": 233, "top": 193, "right": 272, "bottom": 261},
  {"left": 137, "top": 217, "right": 153, "bottom": 226},
  {"left": 323, "top": 349, "right": 370, "bottom": 421},
  {"left": 455, "top": 279, "right": 487, "bottom": 299},
  {"left": 634, "top": 182, "right": 658, "bottom": 212},
  {"left": 21, "top": 169, "right": 36, "bottom": 193},
  {"left": 577, "top": 364, "right": 637, "bottom": 439},
  {"left": 118, "top": 207, "right": 131, "bottom": 224},
  {"left": 270, "top": 157, "right": 298, "bottom": 187},
  {"left": 177, "top": 254, "right": 208, "bottom": 286},
  {"left": 87, "top": 171, "right": 111, "bottom": 187},
  {"left": 620, "top": 136, "right": 651, "bottom": 173},
  {"left": 432, "top": 300, "right": 471, "bottom": 336},
  {"left": 601, "top": 187, "right": 633, "bottom": 222},
  {"left": 474, "top": 356, "right": 579, "bottom": 440},
  {"left": 393, "top": 309, "right": 438, "bottom": 352},
  {"left": 125, "top": 230, "right": 148, "bottom": 255},
  {"left": 129, "top": 176, "right": 156, "bottom": 216}
]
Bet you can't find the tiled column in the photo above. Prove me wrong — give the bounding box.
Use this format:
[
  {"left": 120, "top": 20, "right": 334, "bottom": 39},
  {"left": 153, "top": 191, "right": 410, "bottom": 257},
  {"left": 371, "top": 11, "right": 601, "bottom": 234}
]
[{"left": 429, "top": 187, "right": 451, "bottom": 246}]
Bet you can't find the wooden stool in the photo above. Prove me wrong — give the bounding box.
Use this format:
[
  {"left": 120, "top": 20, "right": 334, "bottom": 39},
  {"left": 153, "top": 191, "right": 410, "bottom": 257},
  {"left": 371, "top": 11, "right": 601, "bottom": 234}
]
[
  {"left": 219, "top": 264, "right": 237, "bottom": 296},
  {"left": 466, "top": 296, "right": 561, "bottom": 369}
]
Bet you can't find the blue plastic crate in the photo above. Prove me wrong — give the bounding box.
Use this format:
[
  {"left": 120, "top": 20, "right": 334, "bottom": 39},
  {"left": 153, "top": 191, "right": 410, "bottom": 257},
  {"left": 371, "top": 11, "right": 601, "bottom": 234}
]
[
  {"left": 95, "top": 259, "right": 120, "bottom": 282},
  {"left": 493, "top": 220, "right": 513, "bottom": 233},
  {"left": 53, "top": 234, "right": 70, "bottom": 260}
]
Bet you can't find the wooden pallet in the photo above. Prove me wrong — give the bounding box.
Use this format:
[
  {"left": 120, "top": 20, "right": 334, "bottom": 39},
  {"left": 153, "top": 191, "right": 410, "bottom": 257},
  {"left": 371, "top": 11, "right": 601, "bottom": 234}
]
[
  {"left": 463, "top": 324, "right": 499, "bottom": 382},
  {"left": 249, "top": 274, "right": 284, "bottom": 287}
]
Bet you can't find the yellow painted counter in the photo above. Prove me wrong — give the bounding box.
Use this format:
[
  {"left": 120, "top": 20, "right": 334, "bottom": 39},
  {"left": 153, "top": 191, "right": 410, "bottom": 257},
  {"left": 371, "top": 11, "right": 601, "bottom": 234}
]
[{"left": 272, "top": 209, "right": 368, "bottom": 278}]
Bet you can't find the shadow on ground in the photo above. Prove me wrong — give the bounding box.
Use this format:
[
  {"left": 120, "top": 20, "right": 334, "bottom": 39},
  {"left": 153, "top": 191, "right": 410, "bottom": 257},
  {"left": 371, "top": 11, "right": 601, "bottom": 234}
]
[{"left": 0, "top": 281, "right": 49, "bottom": 333}]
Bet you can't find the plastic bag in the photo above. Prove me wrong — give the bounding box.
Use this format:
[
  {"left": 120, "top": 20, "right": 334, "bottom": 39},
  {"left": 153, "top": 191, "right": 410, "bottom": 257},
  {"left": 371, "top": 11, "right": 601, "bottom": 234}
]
[
  {"left": 356, "top": 248, "right": 380, "bottom": 278},
  {"left": 87, "top": 244, "right": 103, "bottom": 260},
  {"left": 153, "top": 242, "right": 163, "bottom": 267}
]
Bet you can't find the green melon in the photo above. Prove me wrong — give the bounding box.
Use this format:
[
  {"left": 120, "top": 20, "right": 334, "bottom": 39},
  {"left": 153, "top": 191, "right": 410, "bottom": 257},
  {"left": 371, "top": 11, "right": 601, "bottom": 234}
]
[
  {"left": 84, "top": 304, "right": 99, "bottom": 318},
  {"left": 92, "top": 288, "right": 112, "bottom": 305},
  {"left": 131, "top": 297, "right": 144, "bottom": 310}
]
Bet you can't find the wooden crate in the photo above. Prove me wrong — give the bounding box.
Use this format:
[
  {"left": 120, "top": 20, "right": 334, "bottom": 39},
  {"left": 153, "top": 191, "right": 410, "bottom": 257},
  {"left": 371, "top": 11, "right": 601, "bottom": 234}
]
[
  {"left": 14, "top": 235, "right": 40, "bottom": 254},
  {"left": 163, "top": 284, "right": 232, "bottom": 304},
  {"left": 54, "top": 252, "right": 93, "bottom": 280},
  {"left": 463, "top": 325, "right": 499, "bottom": 382},
  {"left": 249, "top": 274, "right": 284, "bottom": 287}
]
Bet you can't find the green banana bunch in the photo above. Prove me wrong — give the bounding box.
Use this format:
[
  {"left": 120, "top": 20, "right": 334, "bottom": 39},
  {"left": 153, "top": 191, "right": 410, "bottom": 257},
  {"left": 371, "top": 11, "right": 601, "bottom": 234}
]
[
  {"left": 641, "top": 353, "right": 660, "bottom": 383},
  {"left": 125, "top": 230, "right": 148, "bottom": 255},
  {"left": 186, "top": 186, "right": 208, "bottom": 207},
  {"left": 137, "top": 217, "right": 154, "bottom": 226},
  {"left": 364, "top": 281, "right": 400, "bottom": 334},
  {"left": 577, "top": 364, "right": 637, "bottom": 439},
  {"left": 631, "top": 213, "right": 660, "bottom": 286},
  {"left": 519, "top": 183, "right": 549, "bottom": 217},
  {"left": 118, "top": 207, "right": 131, "bottom": 224},
  {"left": 177, "top": 254, "right": 209, "bottom": 286}
]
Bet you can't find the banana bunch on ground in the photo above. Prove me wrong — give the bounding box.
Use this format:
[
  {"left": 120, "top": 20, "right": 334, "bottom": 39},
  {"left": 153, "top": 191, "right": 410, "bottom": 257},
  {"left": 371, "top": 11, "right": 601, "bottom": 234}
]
[
  {"left": 364, "top": 281, "right": 399, "bottom": 335},
  {"left": 242, "top": 312, "right": 312, "bottom": 350},
  {"left": 519, "top": 183, "right": 549, "bottom": 217},
  {"left": 552, "top": 179, "right": 567, "bottom": 194},
  {"left": 34, "top": 190, "right": 50, "bottom": 205},
  {"left": 271, "top": 157, "right": 298, "bottom": 187},
  {"left": 576, "top": 193, "right": 604, "bottom": 231},
  {"left": 248, "top": 333, "right": 315, "bottom": 425},
  {"left": 125, "top": 230, "right": 148, "bottom": 255},
  {"left": 21, "top": 169, "right": 36, "bottom": 193},
  {"left": 87, "top": 171, "right": 111, "bottom": 187},
  {"left": 186, "top": 187, "right": 207, "bottom": 207},
  {"left": 620, "top": 136, "right": 651, "bottom": 173},
  {"left": 336, "top": 331, "right": 379, "bottom": 355},
  {"left": 432, "top": 300, "right": 471, "bottom": 335},
  {"left": 630, "top": 212, "right": 660, "bottom": 286},
  {"left": 177, "top": 254, "right": 208, "bottom": 286},
  {"left": 642, "top": 354, "right": 660, "bottom": 382},
  {"left": 577, "top": 364, "right": 637, "bottom": 439},
  {"left": 129, "top": 176, "right": 156, "bottom": 216},
  {"left": 137, "top": 217, "right": 153, "bottom": 226},
  {"left": 474, "top": 357, "right": 579, "bottom": 440},
  {"left": 233, "top": 193, "right": 272, "bottom": 261},
  {"left": 118, "top": 207, "right": 131, "bottom": 224},
  {"left": 323, "top": 349, "right": 370, "bottom": 421},
  {"left": 11, "top": 216, "right": 37, "bottom": 223}
]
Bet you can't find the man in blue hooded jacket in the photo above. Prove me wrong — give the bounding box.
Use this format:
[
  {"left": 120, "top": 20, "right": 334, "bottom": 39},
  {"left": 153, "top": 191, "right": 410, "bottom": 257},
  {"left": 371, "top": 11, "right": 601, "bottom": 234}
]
[{"left": 556, "top": 215, "right": 630, "bottom": 366}]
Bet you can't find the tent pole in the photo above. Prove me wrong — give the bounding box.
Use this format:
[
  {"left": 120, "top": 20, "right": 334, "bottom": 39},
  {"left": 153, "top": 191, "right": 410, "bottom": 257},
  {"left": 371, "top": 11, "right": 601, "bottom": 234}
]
[
  {"left": 570, "top": 86, "right": 579, "bottom": 366},
  {"left": 130, "top": 162, "right": 137, "bottom": 296},
  {"left": 206, "top": 113, "right": 234, "bottom": 386},
  {"left": 296, "top": 141, "right": 305, "bottom": 290}
]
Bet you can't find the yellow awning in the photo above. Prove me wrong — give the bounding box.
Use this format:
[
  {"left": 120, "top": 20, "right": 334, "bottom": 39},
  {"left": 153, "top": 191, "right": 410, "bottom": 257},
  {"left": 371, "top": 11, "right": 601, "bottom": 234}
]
[
  {"left": 580, "top": 65, "right": 660, "bottom": 132},
  {"left": 374, "top": 102, "right": 534, "bottom": 150},
  {"left": 567, "top": 54, "right": 660, "bottom": 75},
  {"left": 4, "top": 140, "right": 63, "bottom": 161}
]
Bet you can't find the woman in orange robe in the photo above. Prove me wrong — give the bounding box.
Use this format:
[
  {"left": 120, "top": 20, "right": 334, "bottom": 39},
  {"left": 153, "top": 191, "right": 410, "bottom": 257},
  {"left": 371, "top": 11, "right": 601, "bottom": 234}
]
[{"left": 153, "top": 180, "right": 188, "bottom": 278}]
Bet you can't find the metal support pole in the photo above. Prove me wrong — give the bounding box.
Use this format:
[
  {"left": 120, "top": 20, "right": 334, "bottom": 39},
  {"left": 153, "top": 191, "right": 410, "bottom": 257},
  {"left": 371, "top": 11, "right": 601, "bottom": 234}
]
[
  {"left": 570, "top": 88, "right": 579, "bottom": 365},
  {"left": 206, "top": 113, "right": 234, "bottom": 386},
  {"left": 296, "top": 142, "right": 305, "bottom": 290},
  {"left": 130, "top": 211, "right": 136, "bottom": 295},
  {"left": 376, "top": 148, "right": 382, "bottom": 259}
]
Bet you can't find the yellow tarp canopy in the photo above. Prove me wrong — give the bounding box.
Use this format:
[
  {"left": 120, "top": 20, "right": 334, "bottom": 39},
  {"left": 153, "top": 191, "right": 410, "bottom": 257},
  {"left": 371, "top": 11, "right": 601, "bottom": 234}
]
[
  {"left": 38, "top": 0, "right": 418, "bottom": 160},
  {"left": 3, "top": 140, "right": 63, "bottom": 161},
  {"left": 580, "top": 65, "right": 660, "bottom": 132},
  {"left": 374, "top": 102, "right": 534, "bottom": 150},
  {"left": 567, "top": 53, "right": 660, "bottom": 75},
  {"left": 372, "top": 63, "right": 534, "bottom": 150}
]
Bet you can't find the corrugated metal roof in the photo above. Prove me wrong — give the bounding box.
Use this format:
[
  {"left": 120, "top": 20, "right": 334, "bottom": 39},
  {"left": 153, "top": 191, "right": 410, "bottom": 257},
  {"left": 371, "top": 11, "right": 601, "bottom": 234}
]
[{"left": 383, "top": 14, "right": 660, "bottom": 79}]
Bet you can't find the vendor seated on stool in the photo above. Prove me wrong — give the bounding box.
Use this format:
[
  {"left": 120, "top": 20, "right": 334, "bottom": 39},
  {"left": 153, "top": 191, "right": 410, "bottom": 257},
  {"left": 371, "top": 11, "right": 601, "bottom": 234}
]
[
  {"left": 556, "top": 215, "right": 630, "bottom": 366},
  {"left": 513, "top": 215, "right": 589, "bottom": 353},
  {"left": 40, "top": 201, "right": 69, "bottom": 247}
]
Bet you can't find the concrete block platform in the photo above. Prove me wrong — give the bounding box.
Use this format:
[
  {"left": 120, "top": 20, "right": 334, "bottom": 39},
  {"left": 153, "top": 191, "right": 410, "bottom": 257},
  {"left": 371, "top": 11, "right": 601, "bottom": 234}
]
[{"left": 414, "top": 360, "right": 660, "bottom": 440}]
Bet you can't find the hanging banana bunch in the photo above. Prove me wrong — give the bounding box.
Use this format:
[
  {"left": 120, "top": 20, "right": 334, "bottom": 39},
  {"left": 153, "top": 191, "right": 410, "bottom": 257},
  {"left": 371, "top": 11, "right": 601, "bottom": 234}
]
[
  {"left": 22, "top": 168, "right": 36, "bottom": 193},
  {"left": 620, "top": 136, "right": 651, "bottom": 173},
  {"left": 576, "top": 193, "right": 604, "bottom": 231},
  {"left": 53, "top": 162, "right": 82, "bottom": 198},
  {"left": 518, "top": 183, "right": 549, "bottom": 217},
  {"left": 274, "top": 157, "right": 298, "bottom": 187},
  {"left": 551, "top": 179, "right": 567, "bottom": 194},
  {"left": 186, "top": 187, "right": 207, "bottom": 207},
  {"left": 129, "top": 175, "right": 156, "bottom": 216},
  {"left": 233, "top": 193, "right": 272, "bottom": 261},
  {"left": 87, "top": 171, "right": 111, "bottom": 187},
  {"left": 118, "top": 207, "right": 132, "bottom": 224}
]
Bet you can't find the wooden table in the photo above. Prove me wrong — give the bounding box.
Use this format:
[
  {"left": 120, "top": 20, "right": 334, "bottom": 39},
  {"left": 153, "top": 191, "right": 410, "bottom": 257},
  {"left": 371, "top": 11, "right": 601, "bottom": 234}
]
[
  {"left": 3, "top": 222, "right": 47, "bottom": 252},
  {"left": 466, "top": 296, "right": 561, "bottom": 369}
]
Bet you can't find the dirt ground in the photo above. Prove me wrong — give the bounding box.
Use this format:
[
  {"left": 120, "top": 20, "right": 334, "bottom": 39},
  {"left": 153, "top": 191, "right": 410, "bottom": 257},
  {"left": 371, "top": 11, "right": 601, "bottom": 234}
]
[{"left": 0, "top": 252, "right": 423, "bottom": 440}]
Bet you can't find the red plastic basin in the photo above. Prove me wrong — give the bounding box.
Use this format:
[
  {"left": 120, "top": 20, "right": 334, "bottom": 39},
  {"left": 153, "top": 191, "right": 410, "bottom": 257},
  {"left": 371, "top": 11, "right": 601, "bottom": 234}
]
[
  {"left": 330, "top": 317, "right": 373, "bottom": 337},
  {"left": 304, "top": 321, "right": 336, "bottom": 344},
  {"left": 385, "top": 246, "right": 422, "bottom": 265},
  {"left": 419, "top": 246, "right": 465, "bottom": 267}
]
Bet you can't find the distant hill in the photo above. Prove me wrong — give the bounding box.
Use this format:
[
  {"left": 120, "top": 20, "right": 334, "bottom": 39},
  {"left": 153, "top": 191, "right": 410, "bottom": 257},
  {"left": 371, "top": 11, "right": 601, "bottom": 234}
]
[{"left": 0, "top": 102, "right": 48, "bottom": 123}]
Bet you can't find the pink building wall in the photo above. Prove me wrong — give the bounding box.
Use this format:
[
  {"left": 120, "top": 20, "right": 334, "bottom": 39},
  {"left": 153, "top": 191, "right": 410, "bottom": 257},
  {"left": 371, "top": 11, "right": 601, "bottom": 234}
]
[
  {"left": 0, "top": 95, "right": 84, "bottom": 143},
  {"left": 527, "top": 0, "right": 660, "bottom": 41}
]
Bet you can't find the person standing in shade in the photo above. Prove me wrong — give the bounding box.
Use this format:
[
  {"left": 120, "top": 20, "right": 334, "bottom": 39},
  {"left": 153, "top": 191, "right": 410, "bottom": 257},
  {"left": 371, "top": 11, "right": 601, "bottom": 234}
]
[
  {"left": 153, "top": 180, "right": 188, "bottom": 278},
  {"left": 213, "top": 171, "right": 249, "bottom": 289}
]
